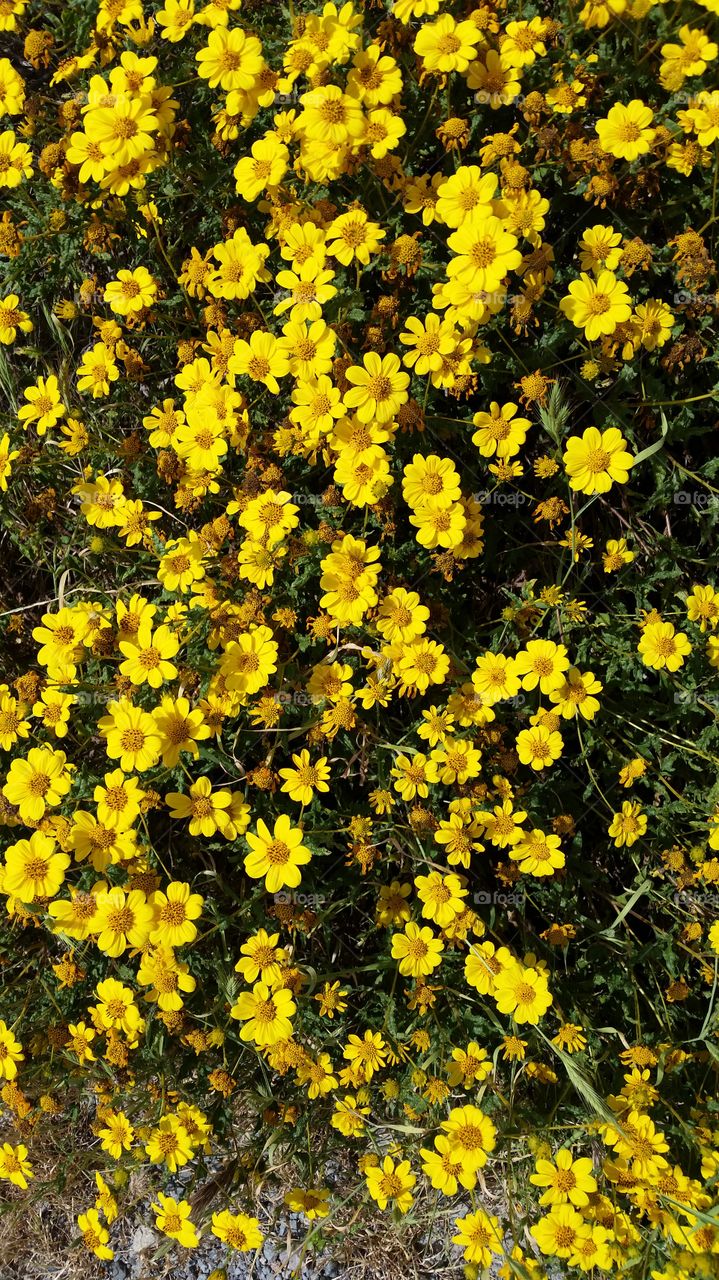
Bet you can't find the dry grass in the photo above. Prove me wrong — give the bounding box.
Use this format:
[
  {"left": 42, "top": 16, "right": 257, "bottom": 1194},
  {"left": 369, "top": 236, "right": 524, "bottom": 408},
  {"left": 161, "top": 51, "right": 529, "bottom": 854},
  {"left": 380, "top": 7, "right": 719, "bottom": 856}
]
[{"left": 0, "top": 1105, "right": 507, "bottom": 1280}]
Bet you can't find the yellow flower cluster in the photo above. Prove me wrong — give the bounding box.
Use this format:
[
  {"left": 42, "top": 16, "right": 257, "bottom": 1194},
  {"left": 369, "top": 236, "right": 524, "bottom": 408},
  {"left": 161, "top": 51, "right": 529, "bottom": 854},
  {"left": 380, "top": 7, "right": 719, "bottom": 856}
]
[{"left": 1, "top": 0, "right": 719, "bottom": 1275}]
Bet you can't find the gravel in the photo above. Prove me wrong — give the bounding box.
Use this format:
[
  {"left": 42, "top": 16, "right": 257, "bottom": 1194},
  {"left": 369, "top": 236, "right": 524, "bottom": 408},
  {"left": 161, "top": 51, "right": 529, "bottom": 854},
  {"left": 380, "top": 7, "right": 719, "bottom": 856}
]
[{"left": 106, "top": 1209, "right": 346, "bottom": 1280}]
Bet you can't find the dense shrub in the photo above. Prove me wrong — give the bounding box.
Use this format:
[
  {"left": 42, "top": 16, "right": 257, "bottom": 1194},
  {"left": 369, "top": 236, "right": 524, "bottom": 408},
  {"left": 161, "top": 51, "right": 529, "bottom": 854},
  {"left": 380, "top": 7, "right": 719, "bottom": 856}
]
[{"left": 1, "top": 0, "right": 719, "bottom": 1274}]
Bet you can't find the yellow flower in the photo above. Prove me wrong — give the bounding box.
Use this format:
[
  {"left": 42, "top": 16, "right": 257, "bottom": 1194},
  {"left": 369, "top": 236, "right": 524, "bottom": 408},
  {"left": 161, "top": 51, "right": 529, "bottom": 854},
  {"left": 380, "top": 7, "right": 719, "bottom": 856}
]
[
  {"left": 453, "top": 1209, "right": 504, "bottom": 1266},
  {"left": 578, "top": 224, "right": 623, "bottom": 275},
  {"left": 32, "top": 686, "right": 74, "bottom": 738},
  {"left": 237, "top": 488, "right": 298, "bottom": 545},
  {"left": 414, "top": 14, "right": 482, "bottom": 74},
  {"left": 208, "top": 227, "right": 270, "bottom": 301},
  {"left": 365, "top": 1155, "right": 416, "bottom": 1212},
  {"left": 332, "top": 1093, "right": 369, "bottom": 1137},
  {"left": 420, "top": 1133, "right": 474, "bottom": 1196},
  {"left": 153, "top": 695, "right": 211, "bottom": 768},
  {"left": 166, "top": 776, "right": 233, "bottom": 838},
  {"left": 282, "top": 317, "right": 335, "bottom": 378},
  {"left": 273, "top": 261, "right": 337, "bottom": 320},
  {"left": 278, "top": 750, "right": 331, "bottom": 805},
  {"left": 516, "top": 724, "right": 563, "bottom": 771},
  {"left": 243, "top": 813, "right": 311, "bottom": 892},
  {"left": 399, "top": 313, "right": 456, "bottom": 375},
  {"left": 446, "top": 1041, "right": 492, "bottom": 1087},
  {"left": 563, "top": 426, "right": 634, "bottom": 495},
  {"left": 346, "top": 42, "right": 401, "bottom": 101},
  {"left": 603, "top": 537, "right": 635, "bottom": 572},
  {"left": 467, "top": 50, "right": 523, "bottom": 109},
  {"left": 390, "top": 751, "right": 436, "bottom": 801},
  {"left": 137, "top": 944, "right": 195, "bottom": 1010},
  {"left": 391, "top": 921, "right": 444, "bottom": 977},
  {"left": 447, "top": 216, "right": 522, "bottom": 295},
  {"left": 157, "top": 0, "right": 196, "bottom": 42},
  {"left": 595, "top": 100, "right": 655, "bottom": 160},
  {"left": 0, "top": 431, "right": 19, "bottom": 489},
  {"left": 85, "top": 96, "right": 158, "bottom": 166},
  {"left": 94, "top": 1171, "right": 118, "bottom": 1224},
  {"left": 150, "top": 880, "right": 203, "bottom": 947},
  {"left": 94, "top": 977, "right": 143, "bottom": 1038},
  {"left": 157, "top": 534, "right": 206, "bottom": 593},
  {"left": 409, "top": 499, "right": 466, "bottom": 549},
  {"left": 3, "top": 830, "right": 69, "bottom": 901},
  {"left": 94, "top": 886, "right": 154, "bottom": 957},
  {"left": 299, "top": 84, "right": 364, "bottom": 145},
  {"left": 146, "top": 1114, "right": 195, "bottom": 1172},
  {"left": 638, "top": 620, "right": 692, "bottom": 671},
  {"left": 291, "top": 374, "right": 345, "bottom": 442},
  {"left": 515, "top": 639, "right": 569, "bottom": 694},
  {"left": 93, "top": 768, "right": 145, "bottom": 829},
  {"left": 531, "top": 1204, "right": 585, "bottom": 1257},
  {"left": 0, "top": 1020, "right": 24, "bottom": 1080},
  {"left": 315, "top": 979, "right": 348, "bottom": 1018},
  {"left": 559, "top": 271, "right": 632, "bottom": 340},
  {"left": 0, "top": 293, "right": 32, "bottom": 344},
  {"left": 344, "top": 351, "right": 409, "bottom": 423},
  {"left": 118, "top": 624, "right": 180, "bottom": 688},
  {"left": 230, "top": 980, "right": 296, "bottom": 1046},
  {"left": 430, "top": 736, "right": 482, "bottom": 784},
  {"left": 104, "top": 266, "right": 157, "bottom": 315},
  {"left": 230, "top": 330, "right": 290, "bottom": 394},
  {"left": 342, "top": 1029, "right": 387, "bottom": 1082},
  {"left": 2, "top": 745, "right": 73, "bottom": 822},
  {"left": 633, "top": 299, "right": 675, "bottom": 352},
  {"left": 327, "top": 209, "right": 385, "bottom": 266},
  {"left": 435, "top": 166, "right": 497, "bottom": 228},
  {"left": 152, "top": 1192, "right": 200, "bottom": 1247},
  {"left": 234, "top": 133, "right": 288, "bottom": 199},
  {"left": 608, "top": 801, "right": 647, "bottom": 848},
  {"left": 493, "top": 961, "right": 553, "bottom": 1023},
  {"left": 98, "top": 699, "right": 162, "bottom": 772},
  {"left": 0, "top": 57, "right": 25, "bottom": 116},
  {"left": 235, "top": 928, "right": 286, "bottom": 985},
  {"left": 211, "top": 1209, "right": 263, "bottom": 1251},
  {"left": 687, "top": 583, "right": 719, "bottom": 632},
  {"left": 377, "top": 587, "right": 429, "bottom": 643},
  {"left": 548, "top": 667, "right": 603, "bottom": 719},
  {"left": 0, "top": 129, "right": 32, "bottom": 187},
  {"left": 530, "top": 1149, "right": 597, "bottom": 1206},
  {"left": 98, "top": 1109, "right": 134, "bottom": 1159},
  {"left": 472, "top": 401, "right": 531, "bottom": 458},
  {"left": 510, "top": 829, "right": 565, "bottom": 877},
  {"left": 402, "top": 453, "right": 461, "bottom": 508},
  {"left": 78, "top": 1208, "right": 113, "bottom": 1260},
  {"left": 660, "top": 24, "right": 717, "bottom": 91},
  {"left": 440, "top": 1103, "right": 497, "bottom": 1170},
  {"left": 501, "top": 16, "right": 547, "bottom": 67},
  {"left": 18, "top": 373, "right": 65, "bottom": 434},
  {"left": 76, "top": 342, "right": 120, "bottom": 398},
  {"left": 66, "top": 1020, "right": 96, "bottom": 1063},
  {"left": 283, "top": 1186, "right": 331, "bottom": 1220},
  {"left": 0, "top": 1141, "right": 33, "bottom": 1189}
]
